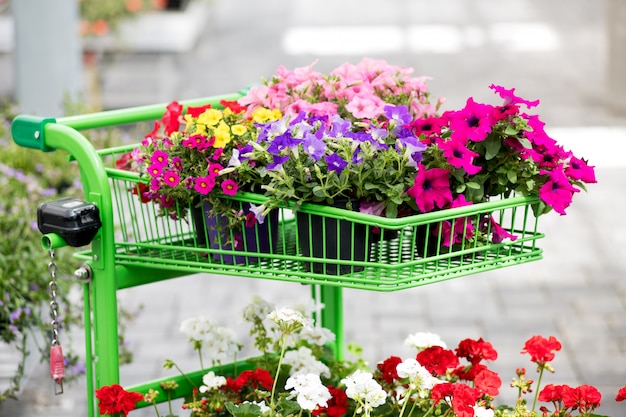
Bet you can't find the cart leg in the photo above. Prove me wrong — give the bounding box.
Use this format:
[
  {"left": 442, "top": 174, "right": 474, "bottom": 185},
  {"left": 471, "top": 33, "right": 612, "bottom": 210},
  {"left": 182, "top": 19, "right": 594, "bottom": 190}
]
[{"left": 312, "top": 285, "right": 344, "bottom": 360}]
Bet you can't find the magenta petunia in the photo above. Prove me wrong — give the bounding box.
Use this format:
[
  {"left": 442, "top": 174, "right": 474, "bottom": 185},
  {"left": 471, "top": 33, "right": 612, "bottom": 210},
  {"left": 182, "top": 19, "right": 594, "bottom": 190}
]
[
  {"left": 539, "top": 166, "right": 580, "bottom": 215},
  {"left": 221, "top": 179, "right": 239, "bottom": 196},
  {"left": 194, "top": 175, "right": 216, "bottom": 195},
  {"left": 407, "top": 164, "right": 453, "bottom": 213},
  {"left": 439, "top": 139, "right": 482, "bottom": 175},
  {"left": 446, "top": 98, "right": 496, "bottom": 143},
  {"left": 489, "top": 84, "right": 540, "bottom": 109},
  {"left": 565, "top": 156, "right": 597, "bottom": 184}
]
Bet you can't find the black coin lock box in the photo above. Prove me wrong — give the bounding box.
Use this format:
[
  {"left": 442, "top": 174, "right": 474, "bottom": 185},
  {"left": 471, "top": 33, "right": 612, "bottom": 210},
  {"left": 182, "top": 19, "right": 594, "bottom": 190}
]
[{"left": 37, "top": 197, "right": 101, "bottom": 247}]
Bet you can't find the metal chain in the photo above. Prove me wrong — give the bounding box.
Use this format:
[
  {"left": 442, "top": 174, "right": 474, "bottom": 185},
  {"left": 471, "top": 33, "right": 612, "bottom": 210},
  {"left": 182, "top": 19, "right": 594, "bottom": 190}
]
[{"left": 48, "top": 249, "right": 60, "bottom": 346}]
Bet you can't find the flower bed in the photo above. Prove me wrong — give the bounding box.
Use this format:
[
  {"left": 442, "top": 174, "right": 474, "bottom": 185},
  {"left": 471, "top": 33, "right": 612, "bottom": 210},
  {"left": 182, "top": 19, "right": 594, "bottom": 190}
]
[{"left": 97, "top": 296, "right": 626, "bottom": 417}]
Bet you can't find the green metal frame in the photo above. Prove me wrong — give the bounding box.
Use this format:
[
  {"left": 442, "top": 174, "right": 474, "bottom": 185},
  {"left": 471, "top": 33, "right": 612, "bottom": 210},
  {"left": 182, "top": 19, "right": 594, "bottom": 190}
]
[{"left": 11, "top": 93, "right": 544, "bottom": 416}]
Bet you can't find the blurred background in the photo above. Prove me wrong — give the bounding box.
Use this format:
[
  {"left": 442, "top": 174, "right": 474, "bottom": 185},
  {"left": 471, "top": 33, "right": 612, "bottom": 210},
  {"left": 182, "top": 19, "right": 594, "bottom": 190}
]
[{"left": 0, "top": 0, "right": 625, "bottom": 416}]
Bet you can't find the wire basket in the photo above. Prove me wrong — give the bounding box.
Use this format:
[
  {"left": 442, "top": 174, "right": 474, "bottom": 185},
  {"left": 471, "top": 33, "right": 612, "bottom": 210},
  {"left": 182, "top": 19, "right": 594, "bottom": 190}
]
[{"left": 72, "top": 145, "right": 544, "bottom": 292}]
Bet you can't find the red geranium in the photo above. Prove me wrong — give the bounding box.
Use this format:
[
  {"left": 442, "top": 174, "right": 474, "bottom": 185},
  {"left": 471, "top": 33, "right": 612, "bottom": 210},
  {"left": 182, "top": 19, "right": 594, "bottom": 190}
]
[
  {"left": 616, "top": 385, "right": 626, "bottom": 402},
  {"left": 416, "top": 345, "right": 459, "bottom": 376},
  {"left": 455, "top": 337, "right": 498, "bottom": 366},
  {"left": 473, "top": 368, "right": 502, "bottom": 397},
  {"left": 95, "top": 384, "right": 143, "bottom": 416},
  {"left": 376, "top": 355, "right": 403, "bottom": 384},
  {"left": 312, "top": 385, "right": 348, "bottom": 417},
  {"left": 521, "top": 335, "right": 562, "bottom": 365},
  {"left": 234, "top": 368, "right": 274, "bottom": 392}
]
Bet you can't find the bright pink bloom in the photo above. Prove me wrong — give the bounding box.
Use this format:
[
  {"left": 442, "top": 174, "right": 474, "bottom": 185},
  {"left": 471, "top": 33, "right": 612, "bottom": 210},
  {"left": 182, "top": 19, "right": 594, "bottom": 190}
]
[
  {"left": 539, "top": 166, "right": 580, "bottom": 215},
  {"left": 193, "top": 175, "right": 215, "bottom": 195},
  {"left": 162, "top": 170, "right": 180, "bottom": 187},
  {"left": 489, "top": 84, "right": 540, "bottom": 108},
  {"left": 439, "top": 138, "right": 482, "bottom": 175},
  {"left": 446, "top": 98, "right": 495, "bottom": 143},
  {"left": 345, "top": 95, "right": 384, "bottom": 120},
  {"left": 407, "top": 164, "right": 453, "bottom": 213},
  {"left": 565, "top": 156, "right": 597, "bottom": 183},
  {"left": 147, "top": 163, "right": 163, "bottom": 178},
  {"left": 208, "top": 163, "right": 224, "bottom": 176},
  {"left": 221, "top": 179, "right": 238, "bottom": 196},
  {"left": 150, "top": 150, "right": 169, "bottom": 166}
]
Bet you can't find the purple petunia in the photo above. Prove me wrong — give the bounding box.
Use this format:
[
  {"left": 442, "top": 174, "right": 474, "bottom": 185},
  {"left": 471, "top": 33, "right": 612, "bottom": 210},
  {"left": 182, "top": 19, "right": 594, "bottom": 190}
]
[
  {"left": 325, "top": 154, "right": 348, "bottom": 174},
  {"left": 303, "top": 133, "right": 326, "bottom": 161}
]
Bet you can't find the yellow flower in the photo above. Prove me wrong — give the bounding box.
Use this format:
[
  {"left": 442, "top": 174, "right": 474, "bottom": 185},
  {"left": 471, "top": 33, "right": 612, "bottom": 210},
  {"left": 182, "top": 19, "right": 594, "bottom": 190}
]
[
  {"left": 213, "top": 121, "right": 232, "bottom": 148},
  {"left": 197, "top": 108, "right": 223, "bottom": 126},
  {"left": 252, "top": 108, "right": 282, "bottom": 124},
  {"left": 231, "top": 124, "right": 247, "bottom": 136}
]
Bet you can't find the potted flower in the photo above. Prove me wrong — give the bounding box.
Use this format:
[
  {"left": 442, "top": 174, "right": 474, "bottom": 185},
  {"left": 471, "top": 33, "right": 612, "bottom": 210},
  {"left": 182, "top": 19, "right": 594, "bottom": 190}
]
[
  {"left": 236, "top": 59, "right": 596, "bottom": 261},
  {"left": 96, "top": 295, "right": 626, "bottom": 417},
  {"left": 131, "top": 99, "right": 283, "bottom": 264}
]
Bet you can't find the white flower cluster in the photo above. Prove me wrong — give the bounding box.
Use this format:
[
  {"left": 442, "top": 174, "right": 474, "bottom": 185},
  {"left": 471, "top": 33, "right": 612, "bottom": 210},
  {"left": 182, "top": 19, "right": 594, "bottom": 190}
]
[
  {"left": 341, "top": 370, "right": 387, "bottom": 417},
  {"left": 396, "top": 358, "right": 441, "bottom": 391},
  {"left": 179, "top": 315, "right": 240, "bottom": 364},
  {"left": 199, "top": 371, "right": 227, "bottom": 393},
  {"left": 242, "top": 295, "right": 275, "bottom": 323},
  {"left": 297, "top": 326, "right": 336, "bottom": 346},
  {"left": 267, "top": 307, "right": 313, "bottom": 334},
  {"left": 285, "top": 373, "right": 331, "bottom": 411},
  {"left": 283, "top": 346, "right": 330, "bottom": 378},
  {"left": 403, "top": 331, "right": 447, "bottom": 352}
]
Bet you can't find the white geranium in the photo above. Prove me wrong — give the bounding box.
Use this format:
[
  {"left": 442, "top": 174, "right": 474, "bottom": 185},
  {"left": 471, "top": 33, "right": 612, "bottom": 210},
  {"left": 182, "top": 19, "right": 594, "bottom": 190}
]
[
  {"left": 267, "top": 307, "right": 312, "bottom": 333},
  {"left": 283, "top": 346, "right": 331, "bottom": 378},
  {"left": 473, "top": 405, "right": 495, "bottom": 417},
  {"left": 199, "top": 371, "right": 226, "bottom": 393},
  {"left": 396, "top": 358, "right": 441, "bottom": 391},
  {"left": 179, "top": 315, "right": 216, "bottom": 343},
  {"left": 341, "top": 370, "right": 387, "bottom": 416},
  {"left": 202, "top": 326, "right": 241, "bottom": 365},
  {"left": 242, "top": 295, "right": 275, "bottom": 323},
  {"left": 298, "top": 326, "right": 336, "bottom": 346},
  {"left": 285, "top": 373, "right": 331, "bottom": 411},
  {"left": 403, "top": 331, "right": 447, "bottom": 352}
]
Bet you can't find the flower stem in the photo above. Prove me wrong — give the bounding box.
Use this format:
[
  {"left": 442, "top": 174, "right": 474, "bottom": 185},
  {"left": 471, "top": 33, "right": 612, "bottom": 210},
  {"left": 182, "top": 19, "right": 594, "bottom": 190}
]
[
  {"left": 398, "top": 388, "right": 414, "bottom": 417},
  {"left": 270, "top": 335, "right": 288, "bottom": 414},
  {"left": 152, "top": 402, "right": 161, "bottom": 417},
  {"left": 531, "top": 366, "right": 545, "bottom": 413}
]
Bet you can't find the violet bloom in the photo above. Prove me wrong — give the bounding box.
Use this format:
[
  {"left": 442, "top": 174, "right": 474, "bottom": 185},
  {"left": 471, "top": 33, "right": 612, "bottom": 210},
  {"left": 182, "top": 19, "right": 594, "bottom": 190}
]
[
  {"left": 398, "top": 136, "right": 427, "bottom": 167},
  {"left": 359, "top": 201, "right": 385, "bottom": 216},
  {"left": 330, "top": 115, "right": 352, "bottom": 137},
  {"left": 268, "top": 155, "right": 290, "bottom": 171},
  {"left": 267, "top": 132, "right": 302, "bottom": 155},
  {"left": 325, "top": 154, "right": 348, "bottom": 174},
  {"left": 384, "top": 104, "right": 412, "bottom": 134},
  {"left": 248, "top": 203, "right": 267, "bottom": 225},
  {"left": 303, "top": 133, "right": 326, "bottom": 161}
]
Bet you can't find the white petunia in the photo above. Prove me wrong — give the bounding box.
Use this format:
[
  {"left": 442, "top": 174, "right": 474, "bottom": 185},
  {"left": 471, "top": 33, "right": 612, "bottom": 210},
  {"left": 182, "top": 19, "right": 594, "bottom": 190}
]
[
  {"left": 403, "top": 332, "right": 447, "bottom": 352},
  {"left": 299, "top": 326, "right": 336, "bottom": 346},
  {"left": 180, "top": 315, "right": 216, "bottom": 343},
  {"left": 285, "top": 373, "right": 331, "bottom": 411}
]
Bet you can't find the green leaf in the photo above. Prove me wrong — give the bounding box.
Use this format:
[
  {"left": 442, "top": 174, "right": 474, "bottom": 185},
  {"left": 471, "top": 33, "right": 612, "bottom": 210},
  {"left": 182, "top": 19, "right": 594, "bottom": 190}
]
[
  {"left": 504, "top": 125, "right": 519, "bottom": 135},
  {"left": 277, "top": 399, "right": 301, "bottom": 416},
  {"left": 484, "top": 136, "right": 501, "bottom": 160},
  {"left": 506, "top": 170, "right": 518, "bottom": 183},
  {"left": 312, "top": 186, "right": 327, "bottom": 198},
  {"left": 517, "top": 137, "right": 532, "bottom": 149},
  {"left": 465, "top": 181, "right": 481, "bottom": 190},
  {"left": 456, "top": 184, "right": 467, "bottom": 193},
  {"left": 225, "top": 402, "right": 263, "bottom": 417}
]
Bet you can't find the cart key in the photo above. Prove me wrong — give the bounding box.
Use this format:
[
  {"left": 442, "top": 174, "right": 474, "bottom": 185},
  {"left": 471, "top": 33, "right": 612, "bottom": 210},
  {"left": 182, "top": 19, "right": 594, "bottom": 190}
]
[{"left": 49, "top": 344, "right": 65, "bottom": 394}]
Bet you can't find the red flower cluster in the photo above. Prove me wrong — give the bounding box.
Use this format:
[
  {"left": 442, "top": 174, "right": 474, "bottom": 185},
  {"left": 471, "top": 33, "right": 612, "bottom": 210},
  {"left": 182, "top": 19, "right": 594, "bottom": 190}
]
[
  {"left": 538, "top": 383, "right": 602, "bottom": 415},
  {"left": 95, "top": 384, "right": 143, "bottom": 416},
  {"left": 522, "top": 334, "right": 562, "bottom": 366}
]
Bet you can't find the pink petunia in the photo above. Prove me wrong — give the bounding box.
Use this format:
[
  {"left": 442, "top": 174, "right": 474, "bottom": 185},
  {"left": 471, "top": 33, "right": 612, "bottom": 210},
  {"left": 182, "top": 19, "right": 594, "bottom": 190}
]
[
  {"left": 446, "top": 98, "right": 496, "bottom": 143},
  {"left": 407, "top": 164, "right": 453, "bottom": 213},
  {"left": 439, "top": 138, "right": 482, "bottom": 175},
  {"left": 489, "top": 84, "right": 540, "bottom": 109},
  {"left": 565, "top": 156, "right": 597, "bottom": 184},
  {"left": 539, "top": 166, "right": 580, "bottom": 215},
  {"left": 345, "top": 95, "right": 384, "bottom": 120}
]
